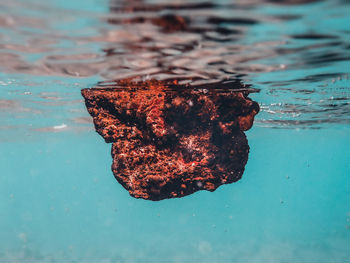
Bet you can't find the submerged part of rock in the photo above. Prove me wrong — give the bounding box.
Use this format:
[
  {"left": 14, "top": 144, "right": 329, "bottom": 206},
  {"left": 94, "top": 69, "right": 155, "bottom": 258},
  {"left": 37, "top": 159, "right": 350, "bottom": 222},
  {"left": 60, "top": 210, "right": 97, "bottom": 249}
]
[{"left": 81, "top": 80, "right": 259, "bottom": 201}]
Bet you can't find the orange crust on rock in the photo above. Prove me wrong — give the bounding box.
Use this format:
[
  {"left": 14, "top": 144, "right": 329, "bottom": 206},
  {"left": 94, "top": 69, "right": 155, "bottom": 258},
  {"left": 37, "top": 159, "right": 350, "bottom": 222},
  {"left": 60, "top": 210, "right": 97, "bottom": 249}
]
[{"left": 81, "top": 80, "right": 259, "bottom": 200}]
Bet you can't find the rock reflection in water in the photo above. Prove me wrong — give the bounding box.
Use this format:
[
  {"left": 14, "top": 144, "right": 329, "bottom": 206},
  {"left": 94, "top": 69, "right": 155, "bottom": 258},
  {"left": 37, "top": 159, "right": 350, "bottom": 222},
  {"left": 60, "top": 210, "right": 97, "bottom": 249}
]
[{"left": 81, "top": 79, "right": 259, "bottom": 200}]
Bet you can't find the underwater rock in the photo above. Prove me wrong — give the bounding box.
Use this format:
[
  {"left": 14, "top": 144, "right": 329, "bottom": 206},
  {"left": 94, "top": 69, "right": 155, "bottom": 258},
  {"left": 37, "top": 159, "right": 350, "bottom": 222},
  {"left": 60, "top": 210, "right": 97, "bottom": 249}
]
[{"left": 81, "top": 80, "right": 259, "bottom": 201}]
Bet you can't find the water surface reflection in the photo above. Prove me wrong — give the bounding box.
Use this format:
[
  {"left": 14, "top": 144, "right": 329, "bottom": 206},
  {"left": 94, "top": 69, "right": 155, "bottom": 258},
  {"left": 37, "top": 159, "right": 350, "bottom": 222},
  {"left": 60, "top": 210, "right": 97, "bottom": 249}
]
[{"left": 0, "top": 0, "right": 349, "bottom": 133}]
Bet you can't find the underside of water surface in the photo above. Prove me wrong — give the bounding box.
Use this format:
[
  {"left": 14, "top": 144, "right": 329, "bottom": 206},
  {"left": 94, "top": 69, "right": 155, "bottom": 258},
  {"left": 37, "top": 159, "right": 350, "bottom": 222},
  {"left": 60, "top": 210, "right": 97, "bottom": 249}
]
[{"left": 0, "top": 0, "right": 349, "bottom": 262}]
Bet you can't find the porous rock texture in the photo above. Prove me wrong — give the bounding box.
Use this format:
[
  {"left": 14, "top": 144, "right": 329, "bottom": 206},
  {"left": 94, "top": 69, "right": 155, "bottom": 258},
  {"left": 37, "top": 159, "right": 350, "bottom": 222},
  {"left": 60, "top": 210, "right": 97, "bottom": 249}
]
[{"left": 81, "top": 80, "right": 259, "bottom": 200}]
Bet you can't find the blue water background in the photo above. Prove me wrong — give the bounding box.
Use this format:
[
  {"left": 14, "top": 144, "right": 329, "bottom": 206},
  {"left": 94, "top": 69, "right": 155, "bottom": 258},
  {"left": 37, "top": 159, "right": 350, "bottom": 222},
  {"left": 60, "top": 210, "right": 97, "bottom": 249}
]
[{"left": 1, "top": 0, "right": 350, "bottom": 262}]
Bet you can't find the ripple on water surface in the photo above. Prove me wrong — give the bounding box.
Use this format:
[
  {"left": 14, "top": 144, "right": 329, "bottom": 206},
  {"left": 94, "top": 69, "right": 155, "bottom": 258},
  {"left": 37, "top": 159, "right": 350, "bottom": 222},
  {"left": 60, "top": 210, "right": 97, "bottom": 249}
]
[{"left": 0, "top": 0, "right": 349, "bottom": 138}]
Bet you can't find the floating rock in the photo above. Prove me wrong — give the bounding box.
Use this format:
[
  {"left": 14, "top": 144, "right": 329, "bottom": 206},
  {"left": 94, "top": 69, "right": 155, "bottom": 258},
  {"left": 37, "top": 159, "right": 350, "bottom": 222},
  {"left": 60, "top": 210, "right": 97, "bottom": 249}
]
[{"left": 81, "top": 80, "right": 259, "bottom": 200}]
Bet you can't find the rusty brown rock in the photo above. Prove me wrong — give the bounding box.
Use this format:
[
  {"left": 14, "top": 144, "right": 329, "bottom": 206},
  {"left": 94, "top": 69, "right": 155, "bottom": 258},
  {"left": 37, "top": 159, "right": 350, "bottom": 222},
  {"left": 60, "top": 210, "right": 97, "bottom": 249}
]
[{"left": 81, "top": 80, "right": 259, "bottom": 200}]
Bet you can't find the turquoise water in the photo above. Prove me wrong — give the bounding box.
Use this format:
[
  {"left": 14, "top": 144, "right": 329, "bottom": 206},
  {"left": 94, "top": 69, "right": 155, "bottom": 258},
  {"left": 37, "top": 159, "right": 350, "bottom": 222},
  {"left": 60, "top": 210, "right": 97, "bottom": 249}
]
[{"left": 1, "top": 0, "right": 350, "bottom": 262}]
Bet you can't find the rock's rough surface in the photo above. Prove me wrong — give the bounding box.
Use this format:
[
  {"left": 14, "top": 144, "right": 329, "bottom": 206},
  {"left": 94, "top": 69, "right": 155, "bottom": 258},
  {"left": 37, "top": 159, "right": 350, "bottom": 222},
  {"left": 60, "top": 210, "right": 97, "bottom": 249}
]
[{"left": 81, "top": 80, "right": 259, "bottom": 200}]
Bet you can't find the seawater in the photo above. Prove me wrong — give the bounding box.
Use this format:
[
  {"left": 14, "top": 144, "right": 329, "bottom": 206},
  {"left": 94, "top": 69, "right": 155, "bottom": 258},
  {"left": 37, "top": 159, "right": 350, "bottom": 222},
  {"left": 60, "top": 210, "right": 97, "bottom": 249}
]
[{"left": 0, "top": 0, "right": 350, "bottom": 262}]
